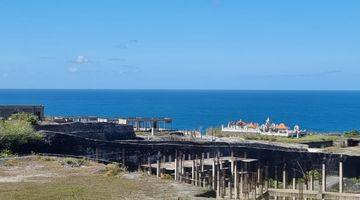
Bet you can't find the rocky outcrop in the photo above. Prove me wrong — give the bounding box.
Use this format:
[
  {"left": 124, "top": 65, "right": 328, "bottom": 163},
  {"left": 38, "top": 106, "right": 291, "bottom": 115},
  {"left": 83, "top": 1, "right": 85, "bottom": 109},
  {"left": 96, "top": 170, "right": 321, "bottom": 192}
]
[{"left": 35, "top": 122, "right": 135, "bottom": 141}]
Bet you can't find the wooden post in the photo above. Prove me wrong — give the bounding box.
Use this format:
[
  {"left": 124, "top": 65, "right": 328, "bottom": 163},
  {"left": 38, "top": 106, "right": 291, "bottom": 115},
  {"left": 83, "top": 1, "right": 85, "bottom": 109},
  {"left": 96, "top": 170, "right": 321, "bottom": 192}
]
[{"left": 240, "top": 172, "right": 243, "bottom": 198}]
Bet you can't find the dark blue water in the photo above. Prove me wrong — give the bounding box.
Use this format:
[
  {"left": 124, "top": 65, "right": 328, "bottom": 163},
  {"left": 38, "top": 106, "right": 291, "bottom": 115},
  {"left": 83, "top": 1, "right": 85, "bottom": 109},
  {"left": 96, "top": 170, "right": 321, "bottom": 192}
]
[{"left": 0, "top": 90, "right": 359, "bottom": 132}]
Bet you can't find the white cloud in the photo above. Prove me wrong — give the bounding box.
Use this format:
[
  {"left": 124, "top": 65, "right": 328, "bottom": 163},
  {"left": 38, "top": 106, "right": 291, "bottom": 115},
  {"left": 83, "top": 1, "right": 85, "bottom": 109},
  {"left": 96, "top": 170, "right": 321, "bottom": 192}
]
[
  {"left": 68, "top": 67, "right": 78, "bottom": 73},
  {"left": 74, "top": 55, "right": 89, "bottom": 64}
]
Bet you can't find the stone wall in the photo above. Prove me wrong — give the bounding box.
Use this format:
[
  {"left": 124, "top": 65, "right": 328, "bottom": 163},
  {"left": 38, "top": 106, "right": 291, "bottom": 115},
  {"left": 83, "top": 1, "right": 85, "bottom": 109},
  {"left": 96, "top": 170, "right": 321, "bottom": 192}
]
[{"left": 35, "top": 122, "right": 135, "bottom": 141}]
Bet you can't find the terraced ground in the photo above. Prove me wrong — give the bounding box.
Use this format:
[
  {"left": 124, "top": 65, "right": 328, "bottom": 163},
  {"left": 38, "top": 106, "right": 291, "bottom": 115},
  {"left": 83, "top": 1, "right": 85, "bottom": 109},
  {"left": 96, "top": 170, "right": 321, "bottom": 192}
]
[{"left": 0, "top": 156, "right": 212, "bottom": 200}]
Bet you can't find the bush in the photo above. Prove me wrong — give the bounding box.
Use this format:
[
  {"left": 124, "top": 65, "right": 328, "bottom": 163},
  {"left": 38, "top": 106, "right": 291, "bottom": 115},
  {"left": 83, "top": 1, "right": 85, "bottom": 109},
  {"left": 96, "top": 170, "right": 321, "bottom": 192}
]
[
  {"left": 104, "top": 163, "right": 122, "bottom": 177},
  {"left": 0, "top": 149, "right": 15, "bottom": 158},
  {"left": 60, "top": 158, "right": 88, "bottom": 167},
  {"left": 344, "top": 130, "right": 360, "bottom": 138},
  {"left": 0, "top": 115, "right": 43, "bottom": 149},
  {"left": 8, "top": 113, "right": 38, "bottom": 125}
]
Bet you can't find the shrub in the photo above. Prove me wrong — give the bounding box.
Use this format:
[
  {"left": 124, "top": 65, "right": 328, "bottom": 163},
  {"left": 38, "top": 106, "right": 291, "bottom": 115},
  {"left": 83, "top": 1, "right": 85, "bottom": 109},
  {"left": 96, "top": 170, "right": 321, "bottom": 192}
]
[
  {"left": 344, "top": 130, "right": 360, "bottom": 138},
  {"left": 104, "top": 163, "right": 122, "bottom": 177},
  {"left": 0, "top": 116, "right": 43, "bottom": 149},
  {"left": 60, "top": 158, "right": 88, "bottom": 167},
  {"left": 0, "top": 149, "right": 15, "bottom": 158},
  {"left": 8, "top": 113, "right": 38, "bottom": 125}
]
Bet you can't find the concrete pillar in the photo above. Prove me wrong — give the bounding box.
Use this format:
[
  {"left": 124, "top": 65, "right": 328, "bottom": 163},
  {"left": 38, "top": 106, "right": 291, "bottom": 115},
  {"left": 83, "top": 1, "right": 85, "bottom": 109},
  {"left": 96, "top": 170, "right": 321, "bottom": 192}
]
[
  {"left": 221, "top": 169, "right": 225, "bottom": 198},
  {"left": 207, "top": 152, "right": 210, "bottom": 159},
  {"left": 265, "top": 165, "right": 269, "bottom": 189},
  {"left": 192, "top": 159, "right": 196, "bottom": 185},
  {"left": 201, "top": 153, "right": 204, "bottom": 173},
  {"left": 292, "top": 169, "right": 296, "bottom": 190},
  {"left": 234, "top": 162, "right": 238, "bottom": 199},
  {"left": 229, "top": 181, "right": 232, "bottom": 199},
  {"left": 212, "top": 158, "right": 216, "bottom": 189},
  {"left": 179, "top": 153, "right": 183, "bottom": 182},
  {"left": 283, "top": 166, "right": 286, "bottom": 189},
  {"left": 147, "top": 157, "right": 151, "bottom": 175},
  {"left": 275, "top": 166, "right": 278, "bottom": 189},
  {"left": 339, "top": 156, "right": 343, "bottom": 193},
  {"left": 95, "top": 147, "right": 99, "bottom": 162},
  {"left": 217, "top": 170, "right": 221, "bottom": 198},
  {"left": 322, "top": 162, "right": 326, "bottom": 192},
  {"left": 122, "top": 148, "right": 126, "bottom": 167},
  {"left": 156, "top": 152, "right": 161, "bottom": 178},
  {"left": 240, "top": 172, "right": 244, "bottom": 198},
  {"left": 310, "top": 173, "right": 314, "bottom": 191},
  {"left": 174, "top": 152, "right": 178, "bottom": 181},
  {"left": 168, "top": 154, "right": 172, "bottom": 162}
]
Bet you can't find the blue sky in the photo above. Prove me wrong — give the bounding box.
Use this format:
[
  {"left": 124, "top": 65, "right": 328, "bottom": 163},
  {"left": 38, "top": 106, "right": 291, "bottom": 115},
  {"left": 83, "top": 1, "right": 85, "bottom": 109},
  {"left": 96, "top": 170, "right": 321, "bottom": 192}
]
[{"left": 0, "top": 0, "right": 359, "bottom": 89}]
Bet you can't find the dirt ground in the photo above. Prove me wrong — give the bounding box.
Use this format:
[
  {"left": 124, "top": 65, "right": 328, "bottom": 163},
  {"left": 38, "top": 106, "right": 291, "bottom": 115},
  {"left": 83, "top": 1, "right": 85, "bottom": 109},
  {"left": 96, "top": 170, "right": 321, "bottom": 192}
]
[{"left": 0, "top": 156, "right": 213, "bottom": 200}]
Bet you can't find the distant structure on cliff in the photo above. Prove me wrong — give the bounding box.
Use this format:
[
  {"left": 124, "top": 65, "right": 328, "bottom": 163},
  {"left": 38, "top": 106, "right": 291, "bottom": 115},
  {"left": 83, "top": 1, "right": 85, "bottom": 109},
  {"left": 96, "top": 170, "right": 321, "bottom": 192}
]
[
  {"left": 0, "top": 105, "right": 44, "bottom": 120},
  {"left": 222, "top": 117, "right": 306, "bottom": 137}
]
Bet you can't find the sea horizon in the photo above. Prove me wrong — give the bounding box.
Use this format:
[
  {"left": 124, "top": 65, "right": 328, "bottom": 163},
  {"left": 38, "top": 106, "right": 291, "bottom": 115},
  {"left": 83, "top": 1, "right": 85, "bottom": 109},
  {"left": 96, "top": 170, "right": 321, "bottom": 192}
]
[{"left": 1, "top": 89, "right": 360, "bottom": 133}]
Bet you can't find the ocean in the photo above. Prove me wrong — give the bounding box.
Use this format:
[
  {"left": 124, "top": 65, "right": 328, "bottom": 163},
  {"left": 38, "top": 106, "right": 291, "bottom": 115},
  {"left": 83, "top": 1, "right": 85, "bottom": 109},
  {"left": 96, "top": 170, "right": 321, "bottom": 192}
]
[{"left": 0, "top": 89, "right": 359, "bottom": 133}]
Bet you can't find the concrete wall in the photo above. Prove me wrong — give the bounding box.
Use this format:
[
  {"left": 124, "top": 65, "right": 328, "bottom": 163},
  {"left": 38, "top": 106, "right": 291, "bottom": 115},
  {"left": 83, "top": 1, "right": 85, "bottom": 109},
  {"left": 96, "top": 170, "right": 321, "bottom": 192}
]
[
  {"left": 35, "top": 122, "right": 136, "bottom": 141},
  {"left": 18, "top": 131, "right": 360, "bottom": 177},
  {"left": 0, "top": 105, "right": 44, "bottom": 119}
]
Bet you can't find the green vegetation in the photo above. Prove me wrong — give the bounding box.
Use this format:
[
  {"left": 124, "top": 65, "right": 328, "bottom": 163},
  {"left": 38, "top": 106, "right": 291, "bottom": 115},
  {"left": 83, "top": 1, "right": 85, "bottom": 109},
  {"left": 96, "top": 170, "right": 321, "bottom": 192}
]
[
  {"left": 0, "top": 149, "right": 15, "bottom": 158},
  {"left": 0, "top": 113, "right": 43, "bottom": 150},
  {"left": 206, "top": 127, "right": 345, "bottom": 144},
  {"left": 344, "top": 130, "right": 360, "bottom": 138},
  {"left": 59, "top": 157, "right": 89, "bottom": 167},
  {"left": 103, "top": 163, "right": 123, "bottom": 177}
]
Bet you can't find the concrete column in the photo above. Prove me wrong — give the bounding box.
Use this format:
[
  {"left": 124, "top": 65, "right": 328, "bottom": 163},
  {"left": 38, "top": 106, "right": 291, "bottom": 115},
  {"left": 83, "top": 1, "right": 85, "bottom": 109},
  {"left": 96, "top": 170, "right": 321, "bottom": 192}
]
[
  {"left": 201, "top": 153, "right": 204, "bottom": 173},
  {"left": 156, "top": 152, "right": 161, "bottom": 178},
  {"left": 229, "top": 181, "right": 232, "bottom": 199},
  {"left": 212, "top": 158, "right": 216, "bottom": 189},
  {"left": 322, "top": 162, "right": 326, "bottom": 192},
  {"left": 168, "top": 154, "right": 172, "bottom": 162},
  {"left": 147, "top": 157, "right": 151, "bottom": 175},
  {"left": 174, "top": 152, "right": 178, "bottom": 181},
  {"left": 192, "top": 159, "right": 196, "bottom": 185},
  {"left": 207, "top": 152, "right": 210, "bottom": 159},
  {"left": 275, "top": 166, "right": 278, "bottom": 189},
  {"left": 265, "top": 165, "right": 269, "bottom": 189},
  {"left": 217, "top": 170, "right": 221, "bottom": 198},
  {"left": 179, "top": 153, "right": 183, "bottom": 182},
  {"left": 221, "top": 169, "right": 225, "bottom": 198},
  {"left": 240, "top": 172, "right": 244, "bottom": 198},
  {"left": 292, "top": 169, "right": 296, "bottom": 190},
  {"left": 283, "top": 166, "right": 286, "bottom": 189},
  {"left": 234, "top": 162, "right": 238, "bottom": 199},
  {"left": 339, "top": 156, "right": 343, "bottom": 193},
  {"left": 310, "top": 173, "right": 314, "bottom": 191},
  {"left": 122, "top": 148, "right": 126, "bottom": 167}
]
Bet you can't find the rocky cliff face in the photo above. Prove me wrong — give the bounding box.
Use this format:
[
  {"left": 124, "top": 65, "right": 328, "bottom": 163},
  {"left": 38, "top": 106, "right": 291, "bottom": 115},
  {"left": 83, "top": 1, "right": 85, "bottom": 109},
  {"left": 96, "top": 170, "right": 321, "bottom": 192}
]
[{"left": 35, "top": 122, "right": 136, "bottom": 141}]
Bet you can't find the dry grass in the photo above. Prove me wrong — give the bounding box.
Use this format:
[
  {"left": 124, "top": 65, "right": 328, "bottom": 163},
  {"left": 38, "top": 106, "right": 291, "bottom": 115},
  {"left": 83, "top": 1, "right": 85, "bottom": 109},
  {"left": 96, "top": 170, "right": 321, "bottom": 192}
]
[{"left": 0, "top": 156, "right": 211, "bottom": 200}]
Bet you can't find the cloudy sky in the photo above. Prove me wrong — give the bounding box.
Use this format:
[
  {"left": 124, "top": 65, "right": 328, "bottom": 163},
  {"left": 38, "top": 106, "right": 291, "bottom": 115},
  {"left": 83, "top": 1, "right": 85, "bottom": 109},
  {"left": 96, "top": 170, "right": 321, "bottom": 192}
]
[{"left": 0, "top": 0, "right": 359, "bottom": 89}]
